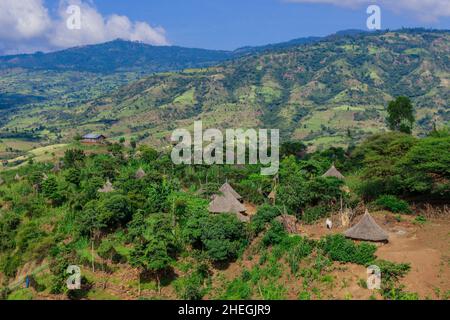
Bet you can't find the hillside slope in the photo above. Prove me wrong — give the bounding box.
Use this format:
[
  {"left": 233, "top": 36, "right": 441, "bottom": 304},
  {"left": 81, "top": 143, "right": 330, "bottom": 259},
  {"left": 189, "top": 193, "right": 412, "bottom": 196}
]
[
  {"left": 1, "top": 29, "right": 449, "bottom": 150},
  {"left": 77, "top": 29, "right": 450, "bottom": 148}
]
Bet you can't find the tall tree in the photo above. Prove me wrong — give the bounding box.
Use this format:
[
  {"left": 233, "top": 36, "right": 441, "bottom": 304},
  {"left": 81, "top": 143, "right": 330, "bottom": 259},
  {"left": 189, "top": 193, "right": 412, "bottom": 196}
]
[{"left": 386, "top": 96, "right": 415, "bottom": 134}]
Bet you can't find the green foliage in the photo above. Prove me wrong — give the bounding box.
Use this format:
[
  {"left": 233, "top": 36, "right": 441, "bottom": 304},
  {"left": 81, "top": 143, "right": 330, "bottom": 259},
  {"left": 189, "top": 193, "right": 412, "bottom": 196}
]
[
  {"left": 387, "top": 96, "right": 415, "bottom": 134},
  {"left": 262, "top": 221, "right": 287, "bottom": 247},
  {"left": 63, "top": 149, "right": 85, "bottom": 168},
  {"left": 250, "top": 205, "right": 282, "bottom": 234},
  {"left": 374, "top": 195, "right": 411, "bottom": 214},
  {"left": 372, "top": 260, "right": 414, "bottom": 299},
  {"left": 302, "top": 205, "right": 329, "bottom": 224},
  {"left": 414, "top": 215, "right": 427, "bottom": 224},
  {"left": 200, "top": 214, "right": 248, "bottom": 262},
  {"left": 319, "top": 234, "right": 377, "bottom": 265},
  {"left": 286, "top": 237, "right": 314, "bottom": 274}
]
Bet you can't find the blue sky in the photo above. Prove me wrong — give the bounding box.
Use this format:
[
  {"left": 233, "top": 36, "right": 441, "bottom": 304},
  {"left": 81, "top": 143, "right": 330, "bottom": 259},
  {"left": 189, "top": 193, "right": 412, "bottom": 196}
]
[
  {"left": 1, "top": 0, "right": 449, "bottom": 54},
  {"left": 55, "top": 0, "right": 450, "bottom": 50}
]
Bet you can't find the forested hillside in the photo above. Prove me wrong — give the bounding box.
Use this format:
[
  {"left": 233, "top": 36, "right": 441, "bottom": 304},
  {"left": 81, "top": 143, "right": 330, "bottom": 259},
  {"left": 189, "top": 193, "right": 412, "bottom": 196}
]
[
  {"left": 0, "top": 128, "right": 448, "bottom": 300},
  {"left": 1, "top": 29, "right": 447, "bottom": 152}
]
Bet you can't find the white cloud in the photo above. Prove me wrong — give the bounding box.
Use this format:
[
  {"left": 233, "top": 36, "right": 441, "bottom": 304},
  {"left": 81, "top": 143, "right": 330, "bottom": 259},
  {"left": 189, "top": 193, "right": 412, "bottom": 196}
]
[
  {"left": 286, "top": 0, "right": 450, "bottom": 22},
  {"left": 0, "top": 0, "right": 169, "bottom": 55}
]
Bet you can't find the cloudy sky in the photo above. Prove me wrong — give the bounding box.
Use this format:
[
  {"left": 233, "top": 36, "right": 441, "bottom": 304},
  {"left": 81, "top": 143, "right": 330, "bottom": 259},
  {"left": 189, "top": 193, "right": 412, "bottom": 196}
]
[{"left": 0, "top": 0, "right": 449, "bottom": 55}]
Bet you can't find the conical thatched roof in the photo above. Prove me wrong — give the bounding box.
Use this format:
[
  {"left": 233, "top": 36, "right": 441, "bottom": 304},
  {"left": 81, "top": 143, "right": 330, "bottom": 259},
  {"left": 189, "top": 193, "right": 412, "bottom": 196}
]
[
  {"left": 208, "top": 192, "right": 246, "bottom": 214},
  {"left": 322, "top": 164, "right": 345, "bottom": 180},
  {"left": 344, "top": 210, "right": 389, "bottom": 242},
  {"left": 135, "top": 167, "right": 146, "bottom": 179},
  {"left": 98, "top": 179, "right": 115, "bottom": 193},
  {"left": 219, "top": 182, "right": 242, "bottom": 200}
]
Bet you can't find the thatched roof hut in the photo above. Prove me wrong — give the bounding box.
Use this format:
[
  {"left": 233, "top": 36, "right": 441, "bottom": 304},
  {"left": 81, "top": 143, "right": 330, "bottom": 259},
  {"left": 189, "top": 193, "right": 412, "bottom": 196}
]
[
  {"left": 98, "top": 179, "right": 115, "bottom": 193},
  {"left": 135, "top": 167, "right": 146, "bottom": 179},
  {"left": 344, "top": 209, "right": 389, "bottom": 242},
  {"left": 219, "top": 182, "right": 242, "bottom": 200},
  {"left": 208, "top": 192, "right": 246, "bottom": 214},
  {"left": 14, "top": 173, "right": 21, "bottom": 181},
  {"left": 322, "top": 164, "right": 345, "bottom": 180}
]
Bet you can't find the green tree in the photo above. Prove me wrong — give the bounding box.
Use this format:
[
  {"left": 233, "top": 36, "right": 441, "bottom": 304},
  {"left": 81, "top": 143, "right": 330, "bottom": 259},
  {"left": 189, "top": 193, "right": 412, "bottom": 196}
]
[{"left": 386, "top": 96, "right": 415, "bottom": 134}]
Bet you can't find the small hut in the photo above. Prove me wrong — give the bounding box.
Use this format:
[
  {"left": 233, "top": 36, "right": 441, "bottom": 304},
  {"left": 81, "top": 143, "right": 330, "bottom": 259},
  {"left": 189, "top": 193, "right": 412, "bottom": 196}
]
[
  {"left": 208, "top": 192, "right": 246, "bottom": 214},
  {"left": 135, "top": 167, "right": 146, "bottom": 180},
  {"left": 219, "top": 182, "right": 242, "bottom": 201},
  {"left": 98, "top": 179, "right": 115, "bottom": 193},
  {"left": 14, "top": 173, "right": 21, "bottom": 181},
  {"left": 344, "top": 209, "right": 389, "bottom": 242},
  {"left": 322, "top": 163, "right": 345, "bottom": 180}
]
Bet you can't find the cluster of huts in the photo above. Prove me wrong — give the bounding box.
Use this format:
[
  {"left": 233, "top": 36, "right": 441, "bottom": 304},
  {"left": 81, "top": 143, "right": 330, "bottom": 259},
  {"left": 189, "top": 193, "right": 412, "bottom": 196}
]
[
  {"left": 322, "top": 163, "right": 389, "bottom": 243},
  {"left": 2, "top": 159, "right": 388, "bottom": 243}
]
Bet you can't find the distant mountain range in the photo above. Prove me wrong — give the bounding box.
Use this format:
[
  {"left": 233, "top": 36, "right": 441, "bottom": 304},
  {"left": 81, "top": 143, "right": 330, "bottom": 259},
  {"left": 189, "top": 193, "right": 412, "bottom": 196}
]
[
  {"left": 0, "top": 29, "right": 372, "bottom": 74},
  {"left": 0, "top": 28, "right": 448, "bottom": 151}
]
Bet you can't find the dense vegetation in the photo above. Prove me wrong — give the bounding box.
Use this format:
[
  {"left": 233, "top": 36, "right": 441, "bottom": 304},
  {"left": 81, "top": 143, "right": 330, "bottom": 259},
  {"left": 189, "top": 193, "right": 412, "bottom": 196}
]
[{"left": 0, "top": 126, "right": 448, "bottom": 300}]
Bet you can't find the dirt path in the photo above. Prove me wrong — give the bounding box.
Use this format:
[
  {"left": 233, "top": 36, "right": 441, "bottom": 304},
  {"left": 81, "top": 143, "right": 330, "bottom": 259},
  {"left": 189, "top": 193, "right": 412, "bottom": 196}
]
[{"left": 376, "top": 218, "right": 450, "bottom": 298}]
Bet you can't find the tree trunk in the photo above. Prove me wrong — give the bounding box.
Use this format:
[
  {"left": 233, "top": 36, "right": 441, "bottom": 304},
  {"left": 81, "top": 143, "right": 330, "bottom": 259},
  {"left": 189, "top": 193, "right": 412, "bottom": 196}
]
[
  {"left": 91, "top": 238, "right": 95, "bottom": 273},
  {"left": 157, "top": 273, "right": 161, "bottom": 294}
]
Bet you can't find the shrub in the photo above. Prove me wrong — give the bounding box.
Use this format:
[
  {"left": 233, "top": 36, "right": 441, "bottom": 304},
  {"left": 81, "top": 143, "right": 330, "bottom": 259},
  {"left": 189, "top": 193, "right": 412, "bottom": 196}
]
[
  {"left": 319, "top": 234, "right": 377, "bottom": 265},
  {"left": 222, "top": 277, "right": 252, "bottom": 300},
  {"left": 200, "top": 214, "right": 248, "bottom": 262},
  {"left": 374, "top": 195, "right": 411, "bottom": 213},
  {"left": 286, "top": 237, "right": 314, "bottom": 274},
  {"left": 250, "top": 205, "right": 282, "bottom": 234},
  {"left": 414, "top": 215, "right": 427, "bottom": 224},
  {"left": 262, "top": 221, "right": 287, "bottom": 247},
  {"left": 174, "top": 272, "right": 206, "bottom": 300},
  {"left": 302, "top": 206, "right": 329, "bottom": 224}
]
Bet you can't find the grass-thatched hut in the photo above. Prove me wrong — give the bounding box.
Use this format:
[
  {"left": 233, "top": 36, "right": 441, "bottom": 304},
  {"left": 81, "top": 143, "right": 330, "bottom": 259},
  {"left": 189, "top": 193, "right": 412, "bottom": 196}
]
[
  {"left": 208, "top": 192, "right": 246, "bottom": 214},
  {"left": 219, "top": 182, "right": 242, "bottom": 201},
  {"left": 135, "top": 167, "right": 146, "bottom": 180},
  {"left": 344, "top": 209, "right": 389, "bottom": 242},
  {"left": 98, "top": 179, "right": 115, "bottom": 193},
  {"left": 322, "top": 164, "right": 345, "bottom": 180}
]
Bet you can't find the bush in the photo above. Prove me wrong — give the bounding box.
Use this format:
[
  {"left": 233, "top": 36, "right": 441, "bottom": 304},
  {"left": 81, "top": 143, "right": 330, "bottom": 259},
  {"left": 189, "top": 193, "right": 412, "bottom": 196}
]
[
  {"left": 222, "top": 276, "right": 252, "bottom": 300},
  {"left": 174, "top": 272, "right": 206, "bottom": 300},
  {"left": 200, "top": 214, "right": 248, "bottom": 262},
  {"left": 262, "top": 221, "right": 287, "bottom": 247},
  {"left": 302, "top": 206, "right": 329, "bottom": 224},
  {"left": 374, "top": 195, "right": 411, "bottom": 214},
  {"left": 319, "top": 234, "right": 377, "bottom": 265},
  {"left": 414, "top": 215, "right": 427, "bottom": 224},
  {"left": 250, "top": 205, "right": 282, "bottom": 234},
  {"left": 286, "top": 237, "right": 314, "bottom": 274}
]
